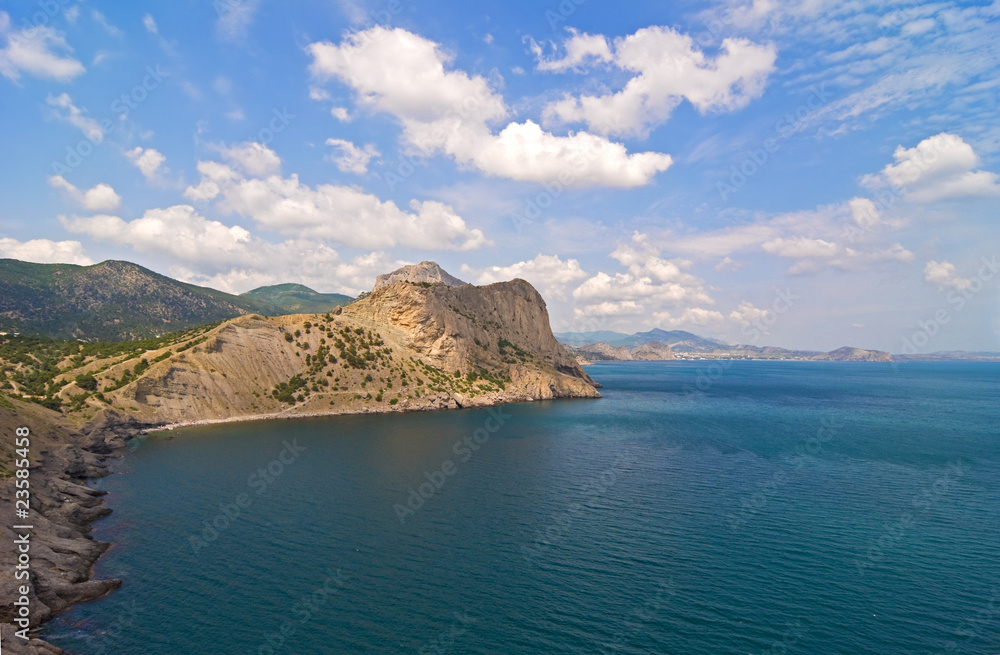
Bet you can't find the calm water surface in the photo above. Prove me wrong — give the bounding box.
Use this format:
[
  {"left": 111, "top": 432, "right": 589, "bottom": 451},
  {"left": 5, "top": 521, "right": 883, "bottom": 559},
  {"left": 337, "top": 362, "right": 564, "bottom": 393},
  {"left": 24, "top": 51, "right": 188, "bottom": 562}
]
[{"left": 45, "top": 361, "right": 1000, "bottom": 654}]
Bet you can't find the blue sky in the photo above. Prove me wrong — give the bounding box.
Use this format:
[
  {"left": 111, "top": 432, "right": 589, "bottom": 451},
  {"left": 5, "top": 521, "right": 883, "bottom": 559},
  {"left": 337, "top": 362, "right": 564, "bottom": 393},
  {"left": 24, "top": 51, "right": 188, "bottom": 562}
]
[{"left": 1, "top": 0, "right": 998, "bottom": 352}]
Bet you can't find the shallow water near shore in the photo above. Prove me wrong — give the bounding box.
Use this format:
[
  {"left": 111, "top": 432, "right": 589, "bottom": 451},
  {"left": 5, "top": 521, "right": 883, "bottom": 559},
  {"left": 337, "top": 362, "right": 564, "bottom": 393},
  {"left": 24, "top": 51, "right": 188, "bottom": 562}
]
[{"left": 44, "top": 361, "right": 1000, "bottom": 654}]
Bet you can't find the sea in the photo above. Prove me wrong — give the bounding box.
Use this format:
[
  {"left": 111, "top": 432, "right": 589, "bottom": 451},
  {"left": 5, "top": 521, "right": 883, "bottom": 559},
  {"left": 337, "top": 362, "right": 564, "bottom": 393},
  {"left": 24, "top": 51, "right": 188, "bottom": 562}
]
[{"left": 43, "top": 361, "right": 1000, "bottom": 654}]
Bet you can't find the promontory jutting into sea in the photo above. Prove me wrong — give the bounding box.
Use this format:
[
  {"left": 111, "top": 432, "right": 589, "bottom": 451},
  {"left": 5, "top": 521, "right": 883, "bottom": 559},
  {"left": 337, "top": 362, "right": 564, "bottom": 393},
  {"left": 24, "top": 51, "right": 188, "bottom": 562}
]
[{"left": 2, "top": 1, "right": 999, "bottom": 652}]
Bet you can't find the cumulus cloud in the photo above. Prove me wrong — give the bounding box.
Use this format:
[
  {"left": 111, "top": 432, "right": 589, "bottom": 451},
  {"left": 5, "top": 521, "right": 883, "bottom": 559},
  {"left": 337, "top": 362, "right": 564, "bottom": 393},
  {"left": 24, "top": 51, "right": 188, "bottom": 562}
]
[
  {"left": 924, "top": 260, "right": 971, "bottom": 291},
  {"left": 652, "top": 307, "right": 727, "bottom": 329},
  {"left": 528, "top": 29, "right": 613, "bottom": 71},
  {"left": 143, "top": 14, "right": 158, "bottom": 34},
  {"left": 861, "top": 133, "right": 1000, "bottom": 202},
  {"left": 461, "top": 254, "right": 588, "bottom": 300},
  {"left": 307, "top": 26, "right": 673, "bottom": 188},
  {"left": 540, "top": 25, "right": 777, "bottom": 137},
  {"left": 578, "top": 300, "right": 645, "bottom": 317},
  {"left": 573, "top": 233, "right": 715, "bottom": 317},
  {"left": 0, "top": 13, "right": 85, "bottom": 81},
  {"left": 0, "top": 237, "right": 92, "bottom": 265},
  {"left": 126, "top": 147, "right": 167, "bottom": 181},
  {"left": 325, "top": 138, "right": 379, "bottom": 175},
  {"left": 217, "top": 141, "right": 281, "bottom": 177},
  {"left": 183, "top": 144, "right": 487, "bottom": 251},
  {"left": 60, "top": 206, "right": 397, "bottom": 295},
  {"left": 762, "top": 236, "right": 913, "bottom": 274},
  {"left": 45, "top": 94, "right": 103, "bottom": 141},
  {"left": 48, "top": 176, "right": 122, "bottom": 211},
  {"left": 727, "top": 301, "right": 775, "bottom": 336},
  {"left": 849, "top": 197, "right": 880, "bottom": 228}
]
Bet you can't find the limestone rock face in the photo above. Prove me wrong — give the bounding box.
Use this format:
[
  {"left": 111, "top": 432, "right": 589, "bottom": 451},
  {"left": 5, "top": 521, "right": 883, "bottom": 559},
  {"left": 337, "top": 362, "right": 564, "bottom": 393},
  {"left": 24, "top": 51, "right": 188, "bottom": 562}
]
[
  {"left": 93, "top": 275, "right": 598, "bottom": 426},
  {"left": 372, "top": 261, "right": 466, "bottom": 292},
  {"left": 344, "top": 278, "right": 601, "bottom": 398}
]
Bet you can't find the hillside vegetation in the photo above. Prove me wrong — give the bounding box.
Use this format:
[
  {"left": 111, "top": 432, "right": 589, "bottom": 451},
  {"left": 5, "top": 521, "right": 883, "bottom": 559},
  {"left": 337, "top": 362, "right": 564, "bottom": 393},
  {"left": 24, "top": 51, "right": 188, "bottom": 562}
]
[
  {"left": 241, "top": 283, "right": 353, "bottom": 314},
  {"left": 0, "top": 278, "right": 599, "bottom": 429},
  {"left": 0, "top": 259, "right": 281, "bottom": 340}
]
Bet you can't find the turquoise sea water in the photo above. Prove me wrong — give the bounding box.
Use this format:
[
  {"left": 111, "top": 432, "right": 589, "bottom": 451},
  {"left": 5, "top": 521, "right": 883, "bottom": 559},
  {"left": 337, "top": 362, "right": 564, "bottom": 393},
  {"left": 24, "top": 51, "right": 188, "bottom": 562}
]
[{"left": 44, "top": 361, "right": 1000, "bottom": 654}]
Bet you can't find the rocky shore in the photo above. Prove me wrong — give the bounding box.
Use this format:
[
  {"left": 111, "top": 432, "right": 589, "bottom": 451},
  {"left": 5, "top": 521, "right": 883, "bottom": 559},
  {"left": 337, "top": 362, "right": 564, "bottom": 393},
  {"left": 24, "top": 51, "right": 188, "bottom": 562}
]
[{"left": 0, "top": 400, "right": 165, "bottom": 654}]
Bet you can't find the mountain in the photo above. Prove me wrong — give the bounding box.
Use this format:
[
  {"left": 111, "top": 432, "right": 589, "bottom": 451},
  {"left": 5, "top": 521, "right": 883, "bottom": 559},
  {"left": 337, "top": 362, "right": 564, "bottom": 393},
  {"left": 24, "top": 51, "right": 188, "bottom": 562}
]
[
  {"left": 553, "top": 330, "right": 631, "bottom": 347},
  {"left": 620, "top": 329, "right": 728, "bottom": 350},
  {"left": 3, "top": 263, "right": 598, "bottom": 427},
  {"left": 815, "top": 346, "right": 894, "bottom": 362},
  {"left": 556, "top": 328, "right": 727, "bottom": 351},
  {"left": 0, "top": 259, "right": 282, "bottom": 341},
  {"left": 372, "top": 261, "right": 467, "bottom": 291},
  {"left": 241, "top": 283, "right": 353, "bottom": 314},
  {"left": 569, "top": 341, "right": 675, "bottom": 362}
]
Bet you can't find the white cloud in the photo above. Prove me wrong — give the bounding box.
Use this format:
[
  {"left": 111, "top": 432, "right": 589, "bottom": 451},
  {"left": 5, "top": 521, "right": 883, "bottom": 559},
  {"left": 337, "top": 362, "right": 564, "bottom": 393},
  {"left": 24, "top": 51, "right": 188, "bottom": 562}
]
[
  {"left": 728, "top": 301, "right": 773, "bottom": 334},
  {"left": 849, "top": 197, "right": 881, "bottom": 228},
  {"left": 762, "top": 235, "right": 913, "bottom": 274},
  {"left": 0, "top": 13, "right": 85, "bottom": 81},
  {"left": 331, "top": 107, "right": 351, "bottom": 121},
  {"left": 217, "top": 141, "right": 281, "bottom": 177},
  {"left": 308, "top": 26, "right": 673, "bottom": 188},
  {"left": 541, "top": 25, "right": 777, "bottom": 137},
  {"left": 762, "top": 236, "right": 839, "bottom": 260},
  {"left": 861, "top": 133, "right": 1000, "bottom": 202},
  {"left": 461, "top": 254, "right": 588, "bottom": 301},
  {"left": 45, "top": 93, "right": 102, "bottom": 141},
  {"left": 60, "top": 206, "right": 397, "bottom": 295},
  {"left": 573, "top": 233, "right": 715, "bottom": 312},
  {"left": 215, "top": 0, "right": 260, "bottom": 43},
  {"left": 715, "top": 256, "right": 741, "bottom": 272},
  {"left": 91, "top": 9, "right": 122, "bottom": 37},
  {"left": 143, "top": 14, "right": 158, "bottom": 34},
  {"left": 309, "top": 86, "right": 331, "bottom": 101},
  {"left": 48, "top": 175, "right": 122, "bottom": 211},
  {"left": 653, "top": 307, "right": 726, "bottom": 329},
  {"left": 183, "top": 147, "right": 488, "bottom": 251},
  {"left": 924, "top": 260, "right": 971, "bottom": 290},
  {"left": 325, "top": 138, "right": 379, "bottom": 175},
  {"left": 126, "top": 147, "right": 167, "bottom": 181},
  {"left": 528, "top": 29, "right": 613, "bottom": 71},
  {"left": 0, "top": 237, "right": 92, "bottom": 265},
  {"left": 577, "top": 300, "right": 645, "bottom": 318}
]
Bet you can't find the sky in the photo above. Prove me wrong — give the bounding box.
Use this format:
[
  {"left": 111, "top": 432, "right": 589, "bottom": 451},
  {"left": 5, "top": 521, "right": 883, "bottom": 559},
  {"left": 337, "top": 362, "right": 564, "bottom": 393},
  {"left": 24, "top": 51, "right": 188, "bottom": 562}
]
[{"left": 0, "top": 0, "right": 998, "bottom": 353}]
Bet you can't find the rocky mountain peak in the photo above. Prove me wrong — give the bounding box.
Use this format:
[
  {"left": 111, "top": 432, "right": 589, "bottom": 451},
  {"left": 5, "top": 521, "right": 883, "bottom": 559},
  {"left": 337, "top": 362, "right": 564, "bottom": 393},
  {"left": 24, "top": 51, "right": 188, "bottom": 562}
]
[{"left": 372, "top": 261, "right": 466, "bottom": 292}]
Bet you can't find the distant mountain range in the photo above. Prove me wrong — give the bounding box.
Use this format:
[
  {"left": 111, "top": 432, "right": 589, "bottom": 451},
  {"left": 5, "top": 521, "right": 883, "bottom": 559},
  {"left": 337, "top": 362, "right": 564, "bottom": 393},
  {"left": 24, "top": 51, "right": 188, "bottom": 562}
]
[
  {"left": 0, "top": 259, "right": 353, "bottom": 341},
  {"left": 557, "top": 329, "right": 896, "bottom": 361},
  {"left": 555, "top": 328, "right": 726, "bottom": 350}
]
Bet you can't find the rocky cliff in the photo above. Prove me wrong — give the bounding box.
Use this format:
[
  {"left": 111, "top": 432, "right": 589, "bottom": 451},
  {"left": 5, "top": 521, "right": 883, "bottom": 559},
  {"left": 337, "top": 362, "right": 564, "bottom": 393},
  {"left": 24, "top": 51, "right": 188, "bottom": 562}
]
[
  {"left": 41, "top": 274, "right": 599, "bottom": 428},
  {"left": 372, "top": 261, "right": 466, "bottom": 292},
  {"left": 0, "top": 399, "right": 140, "bottom": 654}
]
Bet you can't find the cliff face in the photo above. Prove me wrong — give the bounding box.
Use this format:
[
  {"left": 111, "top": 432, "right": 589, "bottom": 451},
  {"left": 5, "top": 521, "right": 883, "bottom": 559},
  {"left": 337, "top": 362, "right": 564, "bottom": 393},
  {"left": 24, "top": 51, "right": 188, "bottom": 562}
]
[
  {"left": 65, "top": 276, "right": 598, "bottom": 427},
  {"left": 345, "top": 279, "right": 599, "bottom": 397}
]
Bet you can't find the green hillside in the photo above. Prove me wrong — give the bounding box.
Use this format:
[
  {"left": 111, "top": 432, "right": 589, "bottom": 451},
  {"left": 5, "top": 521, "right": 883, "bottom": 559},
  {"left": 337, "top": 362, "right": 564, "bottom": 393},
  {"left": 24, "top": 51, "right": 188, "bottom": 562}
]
[
  {"left": 241, "top": 283, "right": 353, "bottom": 314},
  {"left": 0, "top": 259, "right": 282, "bottom": 341}
]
